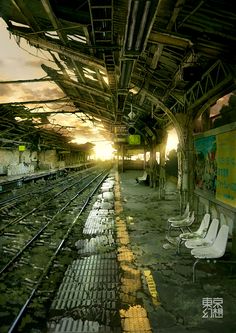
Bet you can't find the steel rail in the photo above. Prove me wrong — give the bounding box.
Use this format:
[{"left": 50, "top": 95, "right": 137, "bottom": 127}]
[
  {"left": 7, "top": 171, "right": 109, "bottom": 333},
  {"left": 0, "top": 168, "right": 85, "bottom": 208},
  {"left": 0, "top": 174, "right": 69, "bottom": 208},
  {"left": 0, "top": 165, "right": 97, "bottom": 209},
  {"left": 0, "top": 170, "right": 106, "bottom": 275},
  {"left": 0, "top": 171, "right": 94, "bottom": 234}
]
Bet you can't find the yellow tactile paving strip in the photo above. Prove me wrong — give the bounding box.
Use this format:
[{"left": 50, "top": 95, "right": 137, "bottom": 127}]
[
  {"left": 121, "top": 276, "right": 141, "bottom": 294},
  {"left": 115, "top": 171, "right": 160, "bottom": 333},
  {"left": 116, "top": 220, "right": 129, "bottom": 245},
  {"left": 143, "top": 270, "right": 161, "bottom": 306},
  {"left": 117, "top": 246, "right": 134, "bottom": 262},
  {"left": 120, "top": 305, "right": 152, "bottom": 332},
  {"left": 120, "top": 264, "right": 141, "bottom": 279}
]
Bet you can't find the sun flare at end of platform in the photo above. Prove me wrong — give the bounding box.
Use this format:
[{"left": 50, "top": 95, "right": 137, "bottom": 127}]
[
  {"left": 94, "top": 141, "right": 115, "bottom": 160},
  {"left": 166, "top": 128, "right": 179, "bottom": 155}
]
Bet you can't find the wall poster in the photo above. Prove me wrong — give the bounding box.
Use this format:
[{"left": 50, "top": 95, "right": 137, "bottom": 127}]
[
  {"left": 216, "top": 130, "right": 236, "bottom": 207},
  {"left": 194, "top": 135, "right": 217, "bottom": 193},
  {"left": 194, "top": 129, "right": 236, "bottom": 208}
]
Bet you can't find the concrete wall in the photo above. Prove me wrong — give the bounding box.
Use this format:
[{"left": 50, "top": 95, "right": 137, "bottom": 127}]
[
  {"left": 38, "top": 150, "right": 63, "bottom": 170},
  {"left": 121, "top": 160, "right": 144, "bottom": 170},
  {"left": 0, "top": 148, "right": 62, "bottom": 176},
  {"left": 0, "top": 149, "right": 18, "bottom": 174},
  {"left": 0, "top": 149, "right": 36, "bottom": 175},
  {"left": 195, "top": 194, "right": 234, "bottom": 238},
  {"left": 62, "top": 151, "right": 86, "bottom": 166},
  {"left": 38, "top": 150, "right": 87, "bottom": 169},
  {"left": 0, "top": 147, "right": 90, "bottom": 177}
]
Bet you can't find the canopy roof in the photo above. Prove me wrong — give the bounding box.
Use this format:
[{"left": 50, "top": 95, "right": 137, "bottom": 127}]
[{"left": 1, "top": 0, "right": 236, "bottom": 145}]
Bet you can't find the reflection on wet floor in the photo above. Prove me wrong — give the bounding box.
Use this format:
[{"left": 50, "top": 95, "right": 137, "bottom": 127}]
[
  {"left": 47, "top": 174, "right": 120, "bottom": 332},
  {"left": 47, "top": 171, "right": 154, "bottom": 333}
]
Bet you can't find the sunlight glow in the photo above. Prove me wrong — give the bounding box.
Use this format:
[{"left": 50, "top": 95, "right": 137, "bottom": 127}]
[
  {"left": 10, "top": 21, "right": 30, "bottom": 28},
  {"left": 45, "top": 31, "right": 60, "bottom": 40},
  {"left": 129, "top": 87, "right": 139, "bottom": 95},
  {"left": 92, "top": 127, "right": 99, "bottom": 133},
  {"left": 94, "top": 141, "right": 115, "bottom": 160},
  {"left": 166, "top": 128, "right": 179, "bottom": 154},
  {"left": 102, "top": 76, "right": 109, "bottom": 85},
  {"left": 83, "top": 67, "right": 96, "bottom": 74},
  {"left": 67, "top": 34, "right": 87, "bottom": 43},
  {"left": 84, "top": 73, "right": 98, "bottom": 81}
]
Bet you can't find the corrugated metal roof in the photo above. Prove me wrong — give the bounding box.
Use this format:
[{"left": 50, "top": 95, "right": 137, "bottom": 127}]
[{"left": 1, "top": 0, "right": 235, "bottom": 141}]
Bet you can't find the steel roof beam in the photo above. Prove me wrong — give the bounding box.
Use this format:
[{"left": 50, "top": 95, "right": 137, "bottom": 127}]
[
  {"left": 40, "top": 0, "right": 91, "bottom": 94},
  {"left": 41, "top": 64, "right": 111, "bottom": 100},
  {"left": 11, "top": 0, "right": 41, "bottom": 31},
  {"left": 9, "top": 27, "right": 106, "bottom": 71},
  {"left": 149, "top": 31, "right": 192, "bottom": 49}
]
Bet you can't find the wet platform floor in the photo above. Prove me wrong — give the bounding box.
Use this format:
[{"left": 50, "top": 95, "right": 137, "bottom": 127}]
[
  {"left": 46, "top": 170, "right": 236, "bottom": 333},
  {"left": 119, "top": 170, "right": 236, "bottom": 333}
]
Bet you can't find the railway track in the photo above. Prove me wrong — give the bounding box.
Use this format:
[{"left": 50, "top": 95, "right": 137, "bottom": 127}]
[
  {"left": 0, "top": 166, "right": 97, "bottom": 213},
  {"left": 0, "top": 167, "right": 110, "bottom": 333}
]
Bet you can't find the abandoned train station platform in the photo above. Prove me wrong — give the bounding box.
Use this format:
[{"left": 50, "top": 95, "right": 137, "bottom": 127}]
[
  {"left": 116, "top": 170, "right": 236, "bottom": 333},
  {"left": 3, "top": 166, "right": 230, "bottom": 333},
  {"left": 44, "top": 168, "right": 236, "bottom": 333},
  {"left": 0, "top": 166, "right": 236, "bottom": 333},
  {"left": 0, "top": 0, "right": 236, "bottom": 332}
]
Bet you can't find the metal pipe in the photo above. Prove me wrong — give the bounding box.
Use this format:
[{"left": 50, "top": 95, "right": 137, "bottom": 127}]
[
  {"left": 123, "top": 0, "right": 133, "bottom": 52},
  {"left": 127, "top": 0, "right": 139, "bottom": 50},
  {"left": 135, "top": 1, "right": 151, "bottom": 51},
  {"left": 120, "top": 61, "right": 127, "bottom": 88},
  {"left": 123, "top": 61, "right": 134, "bottom": 89},
  {"left": 192, "top": 258, "right": 201, "bottom": 283},
  {"left": 0, "top": 78, "right": 51, "bottom": 84}
]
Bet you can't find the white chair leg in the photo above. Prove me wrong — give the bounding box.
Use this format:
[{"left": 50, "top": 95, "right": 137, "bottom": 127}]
[
  {"left": 176, "top": 238, "right": 183, "bottom": 255},
  {"left": 193, "top": 258, "right": 201, "bottom": 283}
]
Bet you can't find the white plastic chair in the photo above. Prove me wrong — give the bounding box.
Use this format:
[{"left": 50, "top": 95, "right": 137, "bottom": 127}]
[
  {"left": 185, "top": 218, "right": 219, "bottom": 249},
  {"left": 176, "top": 213, "right": 210, "bottom": 254},
  {"left": 167, "top": 203, "right": 189, "bottom": 223},
  {"left": 167, "top": 211, "right": 195, "bottom": 237},
  {"left": 192, "top": 224, "right": 229, "bottom": 282},
  {"left": 137, "top": 171, "right": 148, "bottom": 182}
]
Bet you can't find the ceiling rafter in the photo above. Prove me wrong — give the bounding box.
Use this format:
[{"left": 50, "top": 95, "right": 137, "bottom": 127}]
[
  {"left": 9, "top": 27, "right": 106, "bottom": 70},
  {"left": 40, "top": 0, "right": 90, "bottom": 89},
  {"left": 0, "top": 97, "right": 69, "bottom": 106},
  {"left": 11, "top": 0, "right": 41, "bottom": 31}
]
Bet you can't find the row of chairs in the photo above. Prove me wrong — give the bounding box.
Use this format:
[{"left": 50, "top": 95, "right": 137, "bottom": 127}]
[{"left": 166, "top": 204, "right": 230, "bottom": 282}]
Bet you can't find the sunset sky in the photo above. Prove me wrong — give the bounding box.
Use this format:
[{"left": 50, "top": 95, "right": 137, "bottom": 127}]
[
  {"left": 0, "top": 18, "right": 111, "bottom": 147},
  {"left": 0, "top": 18, "right": 180, "bottom": 157}
]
